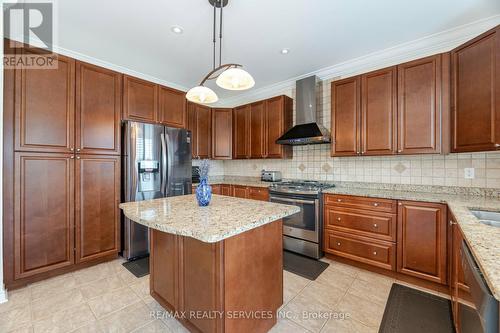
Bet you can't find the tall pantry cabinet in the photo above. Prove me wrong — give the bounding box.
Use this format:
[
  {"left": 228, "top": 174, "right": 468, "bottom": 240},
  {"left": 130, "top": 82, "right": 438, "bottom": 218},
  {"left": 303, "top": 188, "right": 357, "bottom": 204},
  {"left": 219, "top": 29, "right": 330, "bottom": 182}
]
[{"left": 4, "top": 45, "right": 121, "bottom": 287}]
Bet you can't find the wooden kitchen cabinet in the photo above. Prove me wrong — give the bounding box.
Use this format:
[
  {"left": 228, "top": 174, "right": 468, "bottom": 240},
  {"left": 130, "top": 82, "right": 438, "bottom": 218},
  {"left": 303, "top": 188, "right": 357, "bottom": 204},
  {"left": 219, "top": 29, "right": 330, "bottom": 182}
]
[
  {"left": 397, "top": 55, "right": 442, "bottom": 154},
  {"left": 247, "top": 187, "right": 270, "bottom": 201},
  {"left": 187, "top": 102, "right": 211, "bottom": 159},
  {"left": 233, "top": 105, "right": 250, "bottom": 159},
  {"left": 265, "top": 96, "right": 293, "bottom": 158},
  {"left": 76, "top": 62, "right": 122, "bottom": 155},
  {"left": 75, "top": 155, "right": 120, "bottom": 263},
  {"left": 14, "top": 152, "right": 75, "bottom": 279},
  {"left": 250, "top": 101, "right": 266, "bottom": 158},
  {"left": 361, "top": 66, "right": 397, "bottom": 156},
  {"left": 331, "top": 77, "right": 361, "bottom": 156},
  {"left": 232, "top": 185, "right": 249, "bottom": 198},
  {"left": 158, "top": 85, "right": 186, "bottom": 128},
  {"left": 451, "top": 25, "right": 500, "bottom": 152},
  {"left": 397, "top": 201, "right": 448, "bottom": 284},
  {"left": 123, "top": 75, "right": 158, "bottom": 123},
  {"left": 14, "top": 51, "right": 75, "bottom": 153},
  {"left": 211, "top": 108, "right": 233, "bottom": 159}
]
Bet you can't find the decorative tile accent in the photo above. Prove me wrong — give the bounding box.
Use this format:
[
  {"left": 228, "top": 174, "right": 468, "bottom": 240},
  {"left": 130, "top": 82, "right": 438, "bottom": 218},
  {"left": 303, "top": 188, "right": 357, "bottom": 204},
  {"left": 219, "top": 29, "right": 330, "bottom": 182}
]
[
  {"left": 298, "top": 163, "right": 306, "bottom": 172},
  {"left": 393, "top": 162, "right": 407, "bottom": 174}
]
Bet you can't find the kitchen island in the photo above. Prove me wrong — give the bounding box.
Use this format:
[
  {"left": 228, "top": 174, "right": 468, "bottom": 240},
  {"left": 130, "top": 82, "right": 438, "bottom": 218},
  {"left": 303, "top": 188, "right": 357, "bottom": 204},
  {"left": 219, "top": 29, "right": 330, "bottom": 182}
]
[{"left": 120, "top": 194, "right": 300, "bottom": 333}]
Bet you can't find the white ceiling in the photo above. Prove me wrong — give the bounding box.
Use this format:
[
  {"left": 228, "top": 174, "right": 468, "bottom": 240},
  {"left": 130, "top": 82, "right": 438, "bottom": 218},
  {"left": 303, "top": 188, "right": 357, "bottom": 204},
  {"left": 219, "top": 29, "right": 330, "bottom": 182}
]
[{"left": 13, "top": 0, "right": 500, "bottom": 101}]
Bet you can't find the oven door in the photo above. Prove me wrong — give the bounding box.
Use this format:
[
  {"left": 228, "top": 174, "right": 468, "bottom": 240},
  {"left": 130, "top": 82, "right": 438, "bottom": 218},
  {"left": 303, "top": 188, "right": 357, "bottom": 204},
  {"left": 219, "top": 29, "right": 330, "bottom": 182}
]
[{"left": 269, "top": 195, "right": 319, "bottom": 242}]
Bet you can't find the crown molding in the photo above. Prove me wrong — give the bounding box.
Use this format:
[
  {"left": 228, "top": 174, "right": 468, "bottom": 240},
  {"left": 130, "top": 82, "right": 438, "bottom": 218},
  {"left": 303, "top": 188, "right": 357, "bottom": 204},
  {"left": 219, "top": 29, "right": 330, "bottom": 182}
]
[
  {"left": 7, "top": 36, "right": 190, "bottom": 93},
  {"left": 217, "top": 14, "right": 500, "bottom": 107}
]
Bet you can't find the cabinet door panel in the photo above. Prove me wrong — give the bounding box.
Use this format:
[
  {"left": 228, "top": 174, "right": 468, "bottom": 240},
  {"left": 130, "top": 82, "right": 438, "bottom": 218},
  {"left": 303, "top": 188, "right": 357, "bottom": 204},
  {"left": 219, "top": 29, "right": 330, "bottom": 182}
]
[
  {"left": 266, "top": 96, "right": 292, "bottom": 158},
  {"left": 247, "top": 187, "right": 269, "bottom": 201},
  {"left": 361, "top": 67, "right": 397, "bottom": 155},
  {"left": 76, "top": 62, "right": 121, "bottom": 155},
  {"left": 159, "top": 86, "right": 186, "bottom": 128},
  {"left": 123, "top": 75, "right": 158, "bottom": 123},
  {"left": 250, "top": 101, "right": 265, "bottom": 158},
  {"left": 14, "top": 153, "right": 74, "bottom": 279},
  {"left": 221, "top": 185, "right": 232, "bottom": 196},
  {"left": 187, "top": 102, "right": 197, "bottom": 158},
  {"left": 232, "top": 186, "right": 248, "bottom": 198},
  {"left": 75, "top": 155, "right": 120, "bottom": 263},
  {"left": 398, "top": 55, "right": 441, "bottom": 154},
  {"left": 196, "top": 104, "right": 211, "bottom": 159},
  {"left": 211, "top": 108, "right": 232, "bottom": 159},
  {"left": 331, "top": 77, "right": 361, "bottom": 156},
  {"left": 397, "top": 201, "right": 447, "bottom": 284},
  {"left": 451, "top": 26, "right": 500, "bottom": 152},
  {"left": 15, "top": 51, "right": 75, "bottom": 153},
  {"left": 233, "top": 105, "right": 250, "bottom": 159}
]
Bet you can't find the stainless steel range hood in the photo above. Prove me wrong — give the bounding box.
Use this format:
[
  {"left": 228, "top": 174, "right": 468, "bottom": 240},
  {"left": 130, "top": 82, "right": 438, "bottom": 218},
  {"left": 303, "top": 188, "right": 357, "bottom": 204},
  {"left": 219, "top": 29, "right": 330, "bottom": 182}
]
[{"left": 276, "top": 76, "right": 331, "bottom": 145}]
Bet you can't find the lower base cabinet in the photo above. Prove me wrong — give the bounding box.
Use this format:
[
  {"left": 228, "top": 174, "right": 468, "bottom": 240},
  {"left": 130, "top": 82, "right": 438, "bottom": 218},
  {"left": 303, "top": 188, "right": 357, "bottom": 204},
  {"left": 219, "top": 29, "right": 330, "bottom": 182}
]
[
  {"left": 324, "top": 194, "right": 449, "bottom": 285},
  {"left": 10, "top": 152, "right": 120, "bottom": 285},
  {"left": 397, "top": 201, "right": 448, "bottom": 284}
]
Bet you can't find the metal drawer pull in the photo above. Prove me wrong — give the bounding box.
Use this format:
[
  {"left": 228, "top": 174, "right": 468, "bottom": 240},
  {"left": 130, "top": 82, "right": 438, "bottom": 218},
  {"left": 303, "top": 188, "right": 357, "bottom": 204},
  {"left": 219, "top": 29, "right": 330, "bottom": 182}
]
[
  {"left": 337, "top": 199, "right": 342, "bottom": 202},
  {"left": 337, "top": 217, "right": 341, "bottom": 221},
  {"left": 373, "top": 203, "right": 379, "bottom": 207},
  {"left": 373, "top": 223, "right": 378, "bottom": 228},
  {"left": 398, "top": 202, "right": 402, "bottom": 206},
  {"left": 337, "top": 242, "right": 341, "bottom": 246},
  {"left": 495, "top": 143, "right": 500, "bottom": 148},
  {"left": 373, "top": 251, "right": 377, "bottom": 255}
]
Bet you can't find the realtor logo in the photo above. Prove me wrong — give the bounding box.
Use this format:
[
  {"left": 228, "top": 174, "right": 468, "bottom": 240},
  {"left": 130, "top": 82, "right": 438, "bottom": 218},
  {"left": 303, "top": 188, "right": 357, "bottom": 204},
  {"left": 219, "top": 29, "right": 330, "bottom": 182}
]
[{"left": 3, "top": 1, "right": 58, "bottom": 69}]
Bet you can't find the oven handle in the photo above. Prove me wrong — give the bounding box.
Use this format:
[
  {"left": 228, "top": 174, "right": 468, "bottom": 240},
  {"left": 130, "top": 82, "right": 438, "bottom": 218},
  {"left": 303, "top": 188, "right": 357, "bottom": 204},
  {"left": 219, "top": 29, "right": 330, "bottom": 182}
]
[{"left": 269, "top": 196, "right": 316, "bottom": 205}]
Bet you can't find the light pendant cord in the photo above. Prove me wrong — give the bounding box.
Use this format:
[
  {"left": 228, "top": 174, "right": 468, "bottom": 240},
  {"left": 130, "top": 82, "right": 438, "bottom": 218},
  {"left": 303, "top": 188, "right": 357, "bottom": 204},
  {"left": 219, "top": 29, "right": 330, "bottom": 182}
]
[
  {"left": 219, "top": 1, "right": 223, "bottom": 67},
  {"left": 212, "top": 0, "right": 216, "bottom": 70}
]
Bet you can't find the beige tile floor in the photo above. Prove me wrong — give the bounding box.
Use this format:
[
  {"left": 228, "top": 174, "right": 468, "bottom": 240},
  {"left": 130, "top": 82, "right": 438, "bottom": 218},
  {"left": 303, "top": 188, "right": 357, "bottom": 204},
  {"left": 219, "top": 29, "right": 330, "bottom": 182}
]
[{"left": 0, "top": 257, "right": 449, "bottom": 333}]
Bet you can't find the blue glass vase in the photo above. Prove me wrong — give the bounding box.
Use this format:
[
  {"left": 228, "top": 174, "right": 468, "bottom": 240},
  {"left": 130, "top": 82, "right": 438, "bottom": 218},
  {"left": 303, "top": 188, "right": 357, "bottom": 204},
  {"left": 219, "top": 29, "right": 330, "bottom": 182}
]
[{"left": 195, "top": 178, "right": 212, "bottom": 206}]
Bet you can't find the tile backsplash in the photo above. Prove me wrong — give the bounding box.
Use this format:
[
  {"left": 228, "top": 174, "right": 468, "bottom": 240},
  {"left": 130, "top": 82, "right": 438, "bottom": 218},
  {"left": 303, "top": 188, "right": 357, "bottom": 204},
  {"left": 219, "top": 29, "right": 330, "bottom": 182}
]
[{"left": 221, "top": 78, "right": 500, "bottom": 189}]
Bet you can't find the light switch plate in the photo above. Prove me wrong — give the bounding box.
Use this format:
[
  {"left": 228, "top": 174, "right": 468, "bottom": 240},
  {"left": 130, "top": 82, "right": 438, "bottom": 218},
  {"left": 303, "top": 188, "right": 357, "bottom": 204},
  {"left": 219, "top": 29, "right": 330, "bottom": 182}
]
[{"left": 464, "top": 168, "right": 475, "bottom": 179}]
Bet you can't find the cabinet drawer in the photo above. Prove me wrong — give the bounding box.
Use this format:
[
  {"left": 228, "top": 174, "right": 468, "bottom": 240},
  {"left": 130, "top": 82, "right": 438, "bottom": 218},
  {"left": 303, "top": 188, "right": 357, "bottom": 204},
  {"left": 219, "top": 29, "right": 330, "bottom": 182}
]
[
  {"left": 324, "top": 207, "right": 396, "bottom": 242},
  {"left": 248, "top": 187, "right": 269, "bottom": 201},
  {"left": 324, "top": 231, "right": 396, "bottom": 271},
  {"left": 324, "top": 194, "right": 397, "bottom": 213}
]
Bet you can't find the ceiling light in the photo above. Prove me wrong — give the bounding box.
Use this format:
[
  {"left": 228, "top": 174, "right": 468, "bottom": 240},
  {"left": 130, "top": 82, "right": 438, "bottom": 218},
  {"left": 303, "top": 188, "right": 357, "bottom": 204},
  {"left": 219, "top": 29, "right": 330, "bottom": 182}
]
[
  {"left": 171, "top": 26, "right": 183, "bottom": 34},
  {"left": 216, "top": 67, "right": 255, "bottom": 90},
  {"left": 185, "top": 0, "right": 254, "bottom": 104},
  {"left": 186, "top": 86, "right": 218, "bottom": 104},
  {"left": 281, "top": 48, "right": 290, "bottom": 55}
]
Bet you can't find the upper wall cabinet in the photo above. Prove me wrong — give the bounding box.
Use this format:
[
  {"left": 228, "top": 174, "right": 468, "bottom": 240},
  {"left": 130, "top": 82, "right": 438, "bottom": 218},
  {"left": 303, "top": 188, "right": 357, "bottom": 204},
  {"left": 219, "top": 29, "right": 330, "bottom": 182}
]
[
  {"left": 265, "top": 96, "right": 293, "bottom": 159},
  {"left": 123, "top": 75, "right": 158, "bottom": 123},
  {"left": 187, "top": 102, "right": 211, "bottom": 159},
  {"left": 451, "top": 25, "right": 500, "bottom": 152},
  {"left": 331, "top": 77, "right": 361, "bottom": 156},
  {"left": 361, "top": 66, "right": 398, "bottom": 156},
  {"left": 158, "top": 86, "right": 186, "bottom": 128},
  {"left": 397, "top": 55, "right": 442, "bottom": 154},
  {"left": 76, "top": 62, "right": 122, "bottom": 155},
  {"left": 14, "top": 51, "right": 75, "bottom": 153},
  {"left": 233, "top": 104, "right": 250, "bottom": 159},
  {"left": 211, "top": 108, "right": 233, "bottom": 159},
  {"left": 249, "top": 100, "right": 266, "bottom": 158},
  {"left": 331, "top": 54, "right": 448, "bottom": 157}
]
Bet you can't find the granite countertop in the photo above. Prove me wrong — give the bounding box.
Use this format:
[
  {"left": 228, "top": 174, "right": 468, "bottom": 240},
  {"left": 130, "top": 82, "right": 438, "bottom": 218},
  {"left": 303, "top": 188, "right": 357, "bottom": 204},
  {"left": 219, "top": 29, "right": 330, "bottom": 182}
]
[
  {"left": 193, "top": 180, "right": 273, "bottom": 188},
  {"left": 119, "top": 194, "right": 300, "bottom": 243},
  {"left": 323, "top": 186, "right": 500, "bottom": 300}
]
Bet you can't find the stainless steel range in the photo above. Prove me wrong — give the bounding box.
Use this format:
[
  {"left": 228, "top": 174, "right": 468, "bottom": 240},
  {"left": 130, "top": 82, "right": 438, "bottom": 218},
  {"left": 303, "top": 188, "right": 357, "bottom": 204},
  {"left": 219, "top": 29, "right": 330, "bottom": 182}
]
[{"left": 269, "top": 180, "right": 334, "bottom": 259}]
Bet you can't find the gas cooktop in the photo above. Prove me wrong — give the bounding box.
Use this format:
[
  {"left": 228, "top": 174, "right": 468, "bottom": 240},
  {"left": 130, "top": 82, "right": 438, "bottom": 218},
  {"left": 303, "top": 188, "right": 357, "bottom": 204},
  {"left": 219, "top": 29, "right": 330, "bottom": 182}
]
[{"left": 269, "top": 180, "right": 334, "bottom": 195}]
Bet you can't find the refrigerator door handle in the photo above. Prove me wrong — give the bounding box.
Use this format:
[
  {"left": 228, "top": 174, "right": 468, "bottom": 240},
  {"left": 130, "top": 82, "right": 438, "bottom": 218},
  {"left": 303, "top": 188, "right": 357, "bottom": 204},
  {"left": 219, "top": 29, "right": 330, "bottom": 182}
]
[
  {"left": 160, "top": 132, "right": 167, "bottom": 196},
  {"left": 129, "top": 124, "right": 138, "bottom": 202},
  {"left": 165, "top": 131, "right": 174, "bottom": 195}
]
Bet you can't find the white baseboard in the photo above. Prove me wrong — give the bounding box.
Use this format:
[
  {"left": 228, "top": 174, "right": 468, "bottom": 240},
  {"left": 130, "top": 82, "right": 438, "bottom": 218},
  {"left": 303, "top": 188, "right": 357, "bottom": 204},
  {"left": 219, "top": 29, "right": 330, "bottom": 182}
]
[{"left": 0, "top": 285, "right": 8, "bottom": 304}]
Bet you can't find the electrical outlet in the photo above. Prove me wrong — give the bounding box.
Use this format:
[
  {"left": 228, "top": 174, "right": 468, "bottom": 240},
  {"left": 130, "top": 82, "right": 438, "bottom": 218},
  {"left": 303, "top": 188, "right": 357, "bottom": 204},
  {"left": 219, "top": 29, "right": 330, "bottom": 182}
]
[{"left": 464, "top": 168, "right": 475, "bottom": 179}]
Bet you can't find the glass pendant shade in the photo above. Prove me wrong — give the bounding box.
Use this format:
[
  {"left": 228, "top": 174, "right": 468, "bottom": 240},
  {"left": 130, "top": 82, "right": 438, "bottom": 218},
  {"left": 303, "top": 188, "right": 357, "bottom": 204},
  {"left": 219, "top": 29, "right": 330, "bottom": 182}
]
[
  {"left": 216, "top": 67, "right": 255, "bottom": 90},
  {"left": 185, "top": 85, "right": 218, "bottom": 104}
]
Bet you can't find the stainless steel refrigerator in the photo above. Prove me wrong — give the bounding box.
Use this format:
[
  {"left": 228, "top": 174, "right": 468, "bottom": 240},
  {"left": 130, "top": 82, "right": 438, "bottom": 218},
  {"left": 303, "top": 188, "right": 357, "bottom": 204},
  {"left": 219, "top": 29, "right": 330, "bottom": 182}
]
[{"left": 122, "top": 121, "right": 192, "bottom": 260}]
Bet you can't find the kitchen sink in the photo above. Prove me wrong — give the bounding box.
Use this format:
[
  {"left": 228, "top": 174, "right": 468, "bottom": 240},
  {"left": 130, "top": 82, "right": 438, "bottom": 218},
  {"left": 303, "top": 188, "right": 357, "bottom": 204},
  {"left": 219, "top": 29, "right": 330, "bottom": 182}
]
[{"left": 469, "top": 210, "right": 500, "bottom": 228}]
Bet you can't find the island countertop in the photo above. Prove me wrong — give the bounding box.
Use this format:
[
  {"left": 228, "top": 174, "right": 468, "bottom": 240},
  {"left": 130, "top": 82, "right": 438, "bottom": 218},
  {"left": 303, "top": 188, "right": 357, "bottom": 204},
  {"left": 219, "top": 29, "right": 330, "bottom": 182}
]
[{"left": 119, "top": 194, "right": 300, "bottom": 243}]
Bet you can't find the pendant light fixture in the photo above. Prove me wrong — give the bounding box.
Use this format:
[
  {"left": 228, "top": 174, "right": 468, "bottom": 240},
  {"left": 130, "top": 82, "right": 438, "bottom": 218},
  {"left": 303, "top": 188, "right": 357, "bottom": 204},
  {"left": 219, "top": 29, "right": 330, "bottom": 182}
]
[{"left": 186, "top": 0, "right": 255, "bottom": 104}]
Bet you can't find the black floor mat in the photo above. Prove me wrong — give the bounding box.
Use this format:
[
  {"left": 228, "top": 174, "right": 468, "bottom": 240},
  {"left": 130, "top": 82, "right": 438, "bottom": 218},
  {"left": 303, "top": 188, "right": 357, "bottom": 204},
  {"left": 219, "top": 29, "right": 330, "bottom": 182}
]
[
  {"left": 379, "top": 283, "right": 454, "bottom": 333},
  {"left": 283, "top": 251, "right": 329, "bottom": 280},
  {"left": 122, "top": 256, "right": 149, "bottom": 278}
]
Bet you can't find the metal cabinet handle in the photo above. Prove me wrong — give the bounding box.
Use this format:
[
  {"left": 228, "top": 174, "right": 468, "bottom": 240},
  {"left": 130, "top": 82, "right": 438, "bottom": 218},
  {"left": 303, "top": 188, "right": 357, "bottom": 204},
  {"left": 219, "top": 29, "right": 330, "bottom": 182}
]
[
  {"left": 70, "top": 147, "right": 74, "bottom": 152},
  {"left": 337, "top": 242, "right": 341, "bottom": 246},
  {"left": 495, "top": 143, "right": 500, "bottom": 148},
  {"left": 397, "top": 149, "right": 402, "bottom": 153},
  {"left": 373, "top": 224, "right": 378, "bottom": 228},
  {"left": 449, "top": 220, "right": 457, "bottom": 226},
  {"left": 337, "top": 199, "right": 342, "bottom": 202},
  {"left": 373, "top": 203, "right": 379, "bottom": 207},
  {"left": 70, "top": 155, "right": 74, "bottom": 159},
  {"left": 373, "top": 251, "right": 377, "bottom": 256},
  {"left": 76, "top": 156, "right": 80, "bottom": 160},
  {"left": 356, "top": 151, "right": 360, "bottom": 154},
  {"left": 361, "top": 151, "right": 365, "bottom": 154},
  {"left": 337, "top": 217, "right": 341, "bottom": 221},
  {"left": 398, "top": 202, "right": 402, "bottom": 206},
  {"left": 76, "top": 148, "right": 81, "bottom": 152}
]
